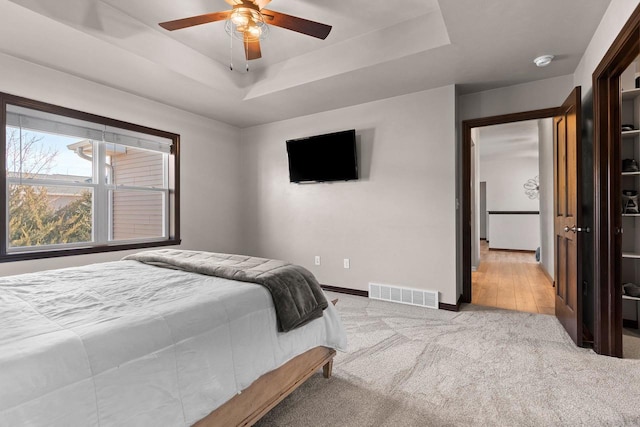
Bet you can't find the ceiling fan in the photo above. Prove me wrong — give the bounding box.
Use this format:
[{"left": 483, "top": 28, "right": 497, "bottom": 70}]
[{"left": 158, "top": 0, "right": 332, "bottom": 62}]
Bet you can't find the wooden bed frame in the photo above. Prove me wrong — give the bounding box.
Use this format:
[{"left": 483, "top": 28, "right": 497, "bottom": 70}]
[
  {"left": 195, "top": 298, "right": 339, "bottom": 426},
  {"left": 194, "top": 346, "right": 336, "bottom": 427}
]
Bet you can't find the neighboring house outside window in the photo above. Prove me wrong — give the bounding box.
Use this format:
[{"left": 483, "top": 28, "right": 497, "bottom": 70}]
[{"left": 1, "top": 93, "right": 180, "bottom": 262}]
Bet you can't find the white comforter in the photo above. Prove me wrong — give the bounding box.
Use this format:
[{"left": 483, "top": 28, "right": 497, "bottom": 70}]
[{"left": 0, "top": 260, "right": 347, "bottom": 426}]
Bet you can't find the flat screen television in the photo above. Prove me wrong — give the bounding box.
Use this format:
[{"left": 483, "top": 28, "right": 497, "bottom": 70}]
[{"left": 286, "top": 129, "right": 358, "bottom": 183}]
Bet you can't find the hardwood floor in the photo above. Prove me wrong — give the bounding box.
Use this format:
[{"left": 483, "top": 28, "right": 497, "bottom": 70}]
[{"left": 472, "top": 241, "right": 555, "bottom": 315}]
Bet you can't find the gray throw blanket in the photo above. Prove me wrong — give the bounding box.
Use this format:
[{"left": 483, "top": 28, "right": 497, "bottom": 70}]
[{"left": 123, "top": 249, "right": 328, "bottom": 332}]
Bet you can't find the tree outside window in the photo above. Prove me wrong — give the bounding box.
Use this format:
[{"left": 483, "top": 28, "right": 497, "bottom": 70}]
[{"left": 6, "top": 129, "right": 92, "bottom": 248}]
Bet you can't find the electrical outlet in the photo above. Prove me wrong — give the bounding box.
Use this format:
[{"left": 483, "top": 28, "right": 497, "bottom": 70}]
[
  {"left": 315, "top": 256, "right": 321, "bottom": 266},
  {"left": 343, "top": 258, "right": 350, "bottom": 269}
]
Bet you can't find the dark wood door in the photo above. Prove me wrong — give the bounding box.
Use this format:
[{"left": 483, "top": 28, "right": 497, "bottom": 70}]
[{"left": 554, "top": 86, "right": 583, "bottom": 346}]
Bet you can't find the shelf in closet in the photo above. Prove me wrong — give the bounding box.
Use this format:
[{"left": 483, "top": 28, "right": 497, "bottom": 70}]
[
  {"left": 620, "top": 72, "right": 640, "bottom": 328},
  {"left": 621, "top": 89, "right": 640, "bottom": 138},
  {"left": 622, "top": 88, "right": 640, "bottom": 101},
  {"left": 622, "top": 252, "right": 640, "bottom": 258}
]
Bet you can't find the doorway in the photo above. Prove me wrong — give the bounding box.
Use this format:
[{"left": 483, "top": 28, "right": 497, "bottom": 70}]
[
  {"left": 461, "top": 108, "right": 559, "bottom": 307},
  {"left": 461, "top": 91, "right": 585, "bottom": 347},
  {"left": 470, "top": 119, "right": 555, "bottom": 314},
  {"left": 460, "top": 3, "right": 640, "bottom": 357}
]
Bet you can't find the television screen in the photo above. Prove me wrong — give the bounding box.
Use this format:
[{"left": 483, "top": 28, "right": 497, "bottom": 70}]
[{"left": 286, "top": 129, "right": 358, "bottom": 183}]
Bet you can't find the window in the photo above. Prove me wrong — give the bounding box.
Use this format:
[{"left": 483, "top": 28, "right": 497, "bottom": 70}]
[{"left": 1, "top": 93, "right": 180, "bottom": 261}]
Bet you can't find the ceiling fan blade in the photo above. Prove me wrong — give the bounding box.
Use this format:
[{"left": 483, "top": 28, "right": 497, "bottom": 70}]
[
  {"left": 261, "top": 9, "right": 331, "bottom": 39},
  {"left": 244, "top": 35, "right": 262, "bottom": 60},
  {"left": 224, "top": 0, "right": 243, "bottom": 5},
  {"left": 159, "top": 11, "right": 231, "bottom": 31}
]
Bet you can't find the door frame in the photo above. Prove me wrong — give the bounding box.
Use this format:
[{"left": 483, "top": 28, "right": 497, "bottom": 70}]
[
  {"left": 461, "top": 108, "right": 559, "bottom": 304},
  {"left": 592, "top": 4, "right": 640, "bottom": 358}
]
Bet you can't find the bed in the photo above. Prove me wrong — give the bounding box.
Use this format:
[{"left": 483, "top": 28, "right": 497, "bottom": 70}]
[{"left": 0, "top": 250, "right": 347, "bottom": 426}]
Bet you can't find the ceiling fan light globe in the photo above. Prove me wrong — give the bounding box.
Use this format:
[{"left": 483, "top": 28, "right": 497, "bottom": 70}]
[
  {"left": 231, "top": 13, "right": 249, "bottom": 26},
  {"left": 226, "top": 7, "right": 269, "bottom": 41},
  {"left": 248, "top": 25, "right": 262, "bottom": 38},
  {"left": 225, "top": 20, "right": 269, "bottom": 41}
]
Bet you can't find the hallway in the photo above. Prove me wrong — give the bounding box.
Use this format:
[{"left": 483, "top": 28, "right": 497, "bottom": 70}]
[{"left": 472, "top": 241, "right": 555, "bottom": 314}]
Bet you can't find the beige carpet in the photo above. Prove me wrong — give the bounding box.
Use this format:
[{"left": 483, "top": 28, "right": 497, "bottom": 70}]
[
  {"left": 624, "top": 328, "right": 640, "bottom": 359},
  {"left": 256, "top": 292, "right": 640, "bottom": 426}
]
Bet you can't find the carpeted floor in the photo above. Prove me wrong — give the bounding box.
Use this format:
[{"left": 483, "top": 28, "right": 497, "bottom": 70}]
[
  {"left": 256, "top": 292, "right": 640, "bottom": 426},
  {"left": 624, "top": 328, "right": 640, "bottom": 359}
]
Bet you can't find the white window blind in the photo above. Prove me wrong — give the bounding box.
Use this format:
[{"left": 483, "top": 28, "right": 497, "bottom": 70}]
[{"left": 6, "top": 108, "right": 172, "bottom": 154}]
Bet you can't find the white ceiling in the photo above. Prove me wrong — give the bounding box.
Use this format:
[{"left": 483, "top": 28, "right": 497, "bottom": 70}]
[
  {"left": 0, "top": 0, "right": 612, "bottom": 128},
  {"left": 478, "top": 120, "right": 540, "bottom": 160}
]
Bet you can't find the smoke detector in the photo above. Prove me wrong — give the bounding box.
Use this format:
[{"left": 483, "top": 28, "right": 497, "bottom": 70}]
[{"left": 533, "top": 55, "right": 554, "bottom": 67}]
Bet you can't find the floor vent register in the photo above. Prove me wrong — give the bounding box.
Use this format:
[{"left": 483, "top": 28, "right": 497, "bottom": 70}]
[{"left": 368, "top": 283, "right": 438, "bottom": 309}]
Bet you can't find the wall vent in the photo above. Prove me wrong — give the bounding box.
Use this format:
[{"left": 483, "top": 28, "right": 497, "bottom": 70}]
[{"left": 368, "top": 282, "right": 439, "bottom": 309}]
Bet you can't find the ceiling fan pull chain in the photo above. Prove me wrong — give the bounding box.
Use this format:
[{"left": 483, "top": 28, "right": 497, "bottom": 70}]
[
  {"left": 229, "top": 29, "right": 234, "bottom": 71},
  {"left": 244, "top": 38, "right": 249, "bottom": 72}
]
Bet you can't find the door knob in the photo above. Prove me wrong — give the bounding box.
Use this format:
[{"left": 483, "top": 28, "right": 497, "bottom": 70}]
[{"left": 564, "top": 225, "right": 590, "bottom": 233}]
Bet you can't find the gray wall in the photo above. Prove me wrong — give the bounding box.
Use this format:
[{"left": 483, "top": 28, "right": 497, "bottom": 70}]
[
  {"left": 240, "top": 86, "right": 459, "bottom": 304},
  {"left": 2, "top": 0, "right": 637, "bottom": 311},
  {"left": 480, "top": 153, "right": 540, "bottom": 212},
  {"left": 0, "top": 60, "right": 575, "bottom": 309},
  {"left": 471, "top": 134, "right": 480, "bottom": 269},
  {"left": 480, "top": 182, "right": 487, "bottom": 239},
  {"left": 538, "top": 118, "right": 554, "bottom": 280},
  {"left": 0, "top": 52, "right": 243, "bottom": 276}
]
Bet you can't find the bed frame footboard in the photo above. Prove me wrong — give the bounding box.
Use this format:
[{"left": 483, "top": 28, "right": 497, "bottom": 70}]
[{"left": 194, "top": 346, "right": 336, "bottom": 427}]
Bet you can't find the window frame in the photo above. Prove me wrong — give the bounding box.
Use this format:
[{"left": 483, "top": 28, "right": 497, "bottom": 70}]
[{"left": 0, "top": 92, "right": 180, "bottom": 262}]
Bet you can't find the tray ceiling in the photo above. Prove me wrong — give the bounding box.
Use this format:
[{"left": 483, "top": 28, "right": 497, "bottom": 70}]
[{"left": 1, "top": 0, "right": 612, "bottom": 127}]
